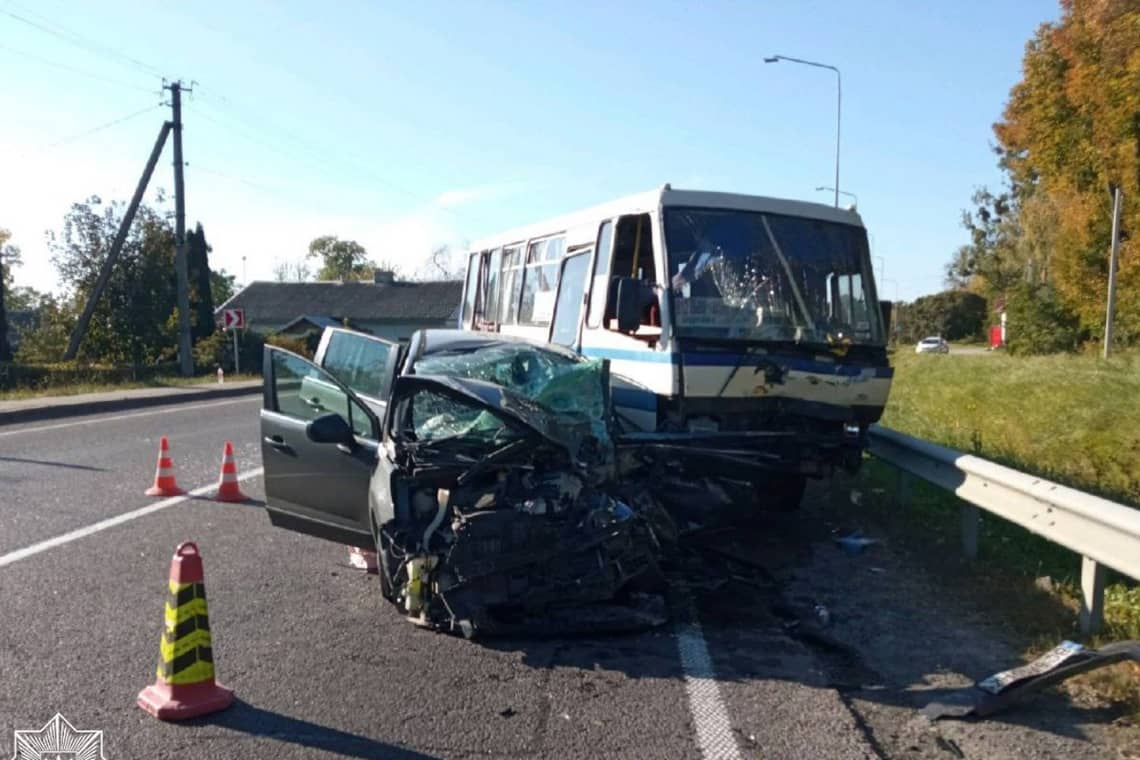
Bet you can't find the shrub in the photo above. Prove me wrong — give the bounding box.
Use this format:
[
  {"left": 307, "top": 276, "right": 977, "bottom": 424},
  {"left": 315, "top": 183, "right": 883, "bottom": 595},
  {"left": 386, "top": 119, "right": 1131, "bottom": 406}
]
[
  {"left": 1005, "top": 283, "right": 1082, "bottom": 355},
  {"left": 0, "top": 361, "right": 180, "bottom": 391}
]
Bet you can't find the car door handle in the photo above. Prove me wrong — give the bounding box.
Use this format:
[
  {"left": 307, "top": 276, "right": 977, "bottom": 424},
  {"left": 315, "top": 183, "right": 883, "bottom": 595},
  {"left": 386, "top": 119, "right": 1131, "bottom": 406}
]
[{"left": 264, "top": 435, "right": 290, "bottom": 449}]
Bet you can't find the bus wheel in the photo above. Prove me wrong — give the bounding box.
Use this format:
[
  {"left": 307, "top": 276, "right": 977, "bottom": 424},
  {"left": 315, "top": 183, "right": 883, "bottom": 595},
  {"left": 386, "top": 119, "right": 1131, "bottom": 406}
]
[{"left": 753, "top": 474, "right": 807, "bottom": 513}]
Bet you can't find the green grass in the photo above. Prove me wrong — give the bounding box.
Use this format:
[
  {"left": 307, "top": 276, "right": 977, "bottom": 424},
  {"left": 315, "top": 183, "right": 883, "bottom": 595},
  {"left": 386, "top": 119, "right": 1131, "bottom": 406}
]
[
  {"left": 0, "top": 373, "right": 261, "bottom": 401},
  {"left": 882, "top": 349, "right": 1140, "bottom": 506}
]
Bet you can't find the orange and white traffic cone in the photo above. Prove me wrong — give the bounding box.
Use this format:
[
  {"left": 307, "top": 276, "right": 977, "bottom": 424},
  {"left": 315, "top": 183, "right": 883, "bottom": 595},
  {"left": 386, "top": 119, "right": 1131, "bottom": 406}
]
[
  {"left": 138, "top": 541, "right": 234, "bottom": 720},
  {"left": 145, "top": 437, "right": 185, "bottom": 497},
  {"left": 213, "top": 441, "right": 249, "bottom": 503}
]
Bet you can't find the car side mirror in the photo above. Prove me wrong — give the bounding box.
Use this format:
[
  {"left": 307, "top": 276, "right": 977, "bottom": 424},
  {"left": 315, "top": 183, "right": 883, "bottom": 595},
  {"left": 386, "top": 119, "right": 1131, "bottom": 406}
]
[
  {"left": 615, "top": 277, "right": 641, "bottom": 334},
  {"left": 307, "top": 412, "right": 355, "bottom": 446},
  {"left": 879, "top": 300, "right": 893, "bottom": 340}
]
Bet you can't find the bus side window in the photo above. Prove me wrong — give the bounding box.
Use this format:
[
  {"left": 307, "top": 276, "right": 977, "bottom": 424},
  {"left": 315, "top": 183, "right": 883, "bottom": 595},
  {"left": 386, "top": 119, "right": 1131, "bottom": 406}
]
[
  {"left": 585, "top": 220, "right": 614, "bottom": 328},
  {"left": 461, "top": 252, "right": 480, "bottom": 328},
  {"left": 480, "top": 248, "right": 502, "bottom": 330},
  {"left": 604, "top": 214, "right": 658, "bottom": 329}
]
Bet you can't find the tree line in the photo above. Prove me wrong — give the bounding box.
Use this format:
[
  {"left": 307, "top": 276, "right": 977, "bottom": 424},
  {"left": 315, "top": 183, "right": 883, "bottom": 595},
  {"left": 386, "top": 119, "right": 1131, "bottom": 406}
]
[
  {"left": 941, "top": 0, "right": 1138, "bottom": 354},
  {"left": 1, "top": 196, "right": 233, "bottom": 367},
  {"left": 1, "top": 198, "right": 464, "bottom": 369}
]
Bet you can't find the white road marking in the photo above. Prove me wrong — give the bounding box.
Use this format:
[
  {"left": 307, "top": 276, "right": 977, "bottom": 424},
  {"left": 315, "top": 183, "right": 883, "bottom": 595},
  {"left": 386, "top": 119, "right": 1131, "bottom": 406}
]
[
  {"left": 676, "top": 600, "right": 743, "bottom": 760},
  {"left": 0, "top": 468, "right": 264, "bottom": 567},
  {"left": 0, "top": 396, "right": 259, "bottom": 438}
]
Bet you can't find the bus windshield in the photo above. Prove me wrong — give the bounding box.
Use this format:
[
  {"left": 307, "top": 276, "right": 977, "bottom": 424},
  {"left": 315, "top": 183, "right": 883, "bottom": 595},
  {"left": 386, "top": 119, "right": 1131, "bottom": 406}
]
[{"left": 664, "top": 208, "right": 884, "bottom": 346}]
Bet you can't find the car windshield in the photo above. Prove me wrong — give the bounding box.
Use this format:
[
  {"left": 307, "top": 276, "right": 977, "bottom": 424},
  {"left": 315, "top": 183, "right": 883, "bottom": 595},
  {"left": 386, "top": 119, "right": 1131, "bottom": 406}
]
[
  {"left": 664, "top": 208, "right": 884, "bottom": 345},
  {"left": 412, "top": 343, "right": 609, "bottom": 443}
]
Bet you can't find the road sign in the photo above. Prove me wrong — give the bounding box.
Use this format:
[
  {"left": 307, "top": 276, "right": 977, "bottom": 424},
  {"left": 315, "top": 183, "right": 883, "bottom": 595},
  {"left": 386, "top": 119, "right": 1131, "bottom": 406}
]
[{"left": 222, "top": 308, "right": 245, "bottom": 330}]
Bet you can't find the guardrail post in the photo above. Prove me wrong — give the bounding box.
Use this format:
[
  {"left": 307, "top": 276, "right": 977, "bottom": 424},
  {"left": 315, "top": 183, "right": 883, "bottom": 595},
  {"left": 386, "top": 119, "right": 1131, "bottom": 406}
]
[
  {"left": 959, "top": 503, "right": 979, "bottom": 560},
  {"left": 1079, "top": 556, "right": 1105, "bottom": 635},
  {"left": 895, "top": 468, "right": 911, "bottom": 509}
]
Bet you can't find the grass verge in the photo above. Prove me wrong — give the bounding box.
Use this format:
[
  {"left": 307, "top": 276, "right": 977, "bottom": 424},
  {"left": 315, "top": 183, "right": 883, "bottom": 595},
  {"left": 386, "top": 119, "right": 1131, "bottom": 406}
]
[{"left": 881, "top": 349, "right": 1140, "bottom": 506}]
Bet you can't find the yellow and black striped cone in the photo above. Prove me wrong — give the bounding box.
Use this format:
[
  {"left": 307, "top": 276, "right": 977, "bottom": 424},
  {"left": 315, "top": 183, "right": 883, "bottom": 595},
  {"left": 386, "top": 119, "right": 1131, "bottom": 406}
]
[{"left": 137, "top": 541, "right": 234, "bottom": 720}]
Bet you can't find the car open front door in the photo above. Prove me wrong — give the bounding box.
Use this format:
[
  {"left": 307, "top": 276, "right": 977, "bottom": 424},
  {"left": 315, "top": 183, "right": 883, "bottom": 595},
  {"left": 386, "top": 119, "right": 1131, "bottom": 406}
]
[{"left": 260, "top": 346, "right": 380, "bottom": 546}]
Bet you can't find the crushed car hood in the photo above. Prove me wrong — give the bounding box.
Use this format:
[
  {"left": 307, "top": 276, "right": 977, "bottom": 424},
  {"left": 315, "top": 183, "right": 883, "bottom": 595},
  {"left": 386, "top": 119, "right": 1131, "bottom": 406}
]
[{"left": 388, "top": 371, "right": 612, "bottom": 466}]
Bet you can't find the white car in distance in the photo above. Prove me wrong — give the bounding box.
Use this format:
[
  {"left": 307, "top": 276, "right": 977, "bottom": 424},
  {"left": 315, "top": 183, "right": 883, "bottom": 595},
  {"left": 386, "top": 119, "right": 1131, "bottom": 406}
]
[{"left": 915, "top": 336, "right": 950, "bottom": 354}]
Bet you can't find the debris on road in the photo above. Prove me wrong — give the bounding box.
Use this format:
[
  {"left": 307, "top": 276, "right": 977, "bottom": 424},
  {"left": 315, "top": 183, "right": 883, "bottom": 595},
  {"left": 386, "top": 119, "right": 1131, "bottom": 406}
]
[
  {"left": 348, "top": 546, "right": 378, "bottom": 572},
  {"left": 922, "top": 639, "right": 1140, "bottom": 720},
  {"left": 834, "top": 530, "right": 879, "bottom": 555}
]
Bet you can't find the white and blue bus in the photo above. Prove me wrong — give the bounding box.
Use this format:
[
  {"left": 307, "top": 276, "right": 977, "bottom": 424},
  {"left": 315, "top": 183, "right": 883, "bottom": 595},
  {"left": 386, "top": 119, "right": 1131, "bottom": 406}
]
[{"left": 458, "top": 185, "right": 893, "bottom": 508}]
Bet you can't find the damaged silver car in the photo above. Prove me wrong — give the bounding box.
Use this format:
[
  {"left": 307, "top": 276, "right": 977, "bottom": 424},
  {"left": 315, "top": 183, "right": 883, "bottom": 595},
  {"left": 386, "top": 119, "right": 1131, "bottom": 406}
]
[{"left": 259, "top": 329, "right": 669, "bottom": 637}]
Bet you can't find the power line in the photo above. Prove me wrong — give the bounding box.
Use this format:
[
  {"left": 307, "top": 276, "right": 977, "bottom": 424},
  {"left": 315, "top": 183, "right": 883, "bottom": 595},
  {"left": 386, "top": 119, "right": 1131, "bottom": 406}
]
[
  {"left": 0, "top": 41, "right": 158, "bottom": 94},
  {"left": 1, "top": 6, "right": 163, "bottom": 77},
  {"left": 26, "top": 104, "right": 164, "bottom": 155}
]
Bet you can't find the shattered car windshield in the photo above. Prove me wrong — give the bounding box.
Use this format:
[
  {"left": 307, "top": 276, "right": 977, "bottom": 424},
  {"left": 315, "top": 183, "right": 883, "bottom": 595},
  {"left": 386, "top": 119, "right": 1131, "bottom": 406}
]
[
  {"left": 665, "top": 208, "right": 884, "bottom": 345},
  {"left": 412, "top": 343, "right": 609, "bottom": 443},
  {"left": 410, "top": 389, "right": 520, "bottom": 445}
]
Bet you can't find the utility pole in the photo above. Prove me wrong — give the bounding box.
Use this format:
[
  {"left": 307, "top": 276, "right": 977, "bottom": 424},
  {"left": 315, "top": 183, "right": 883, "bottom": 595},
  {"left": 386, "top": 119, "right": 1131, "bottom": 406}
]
[
  {"left": 168, "top": 80, "right": 194, "bottom": 377},
  {"left": 1103, "top": 186, "right": 1123, "bottom": 359},
  {"left": 65, "top": 123, "right": 172, "bottom": 360}
]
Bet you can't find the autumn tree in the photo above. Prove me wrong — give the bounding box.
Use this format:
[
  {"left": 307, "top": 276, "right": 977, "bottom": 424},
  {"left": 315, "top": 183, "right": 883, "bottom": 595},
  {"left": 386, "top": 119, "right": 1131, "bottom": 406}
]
[{"left": 988, "top": 0, "right": 1140, "bottom": 346}]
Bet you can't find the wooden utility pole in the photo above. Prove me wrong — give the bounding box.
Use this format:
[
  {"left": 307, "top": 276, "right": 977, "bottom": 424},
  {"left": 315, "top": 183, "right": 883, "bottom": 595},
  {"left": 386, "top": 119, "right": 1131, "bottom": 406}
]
[
  {"left": 64, "top": 122, "right": 172, "bottom": 360},
  {"left": 169, "top": 81, "right": 194, "bottom": 376},
  {"left": 1103, "top": 187, "right": 1123, "bottom": 359}
]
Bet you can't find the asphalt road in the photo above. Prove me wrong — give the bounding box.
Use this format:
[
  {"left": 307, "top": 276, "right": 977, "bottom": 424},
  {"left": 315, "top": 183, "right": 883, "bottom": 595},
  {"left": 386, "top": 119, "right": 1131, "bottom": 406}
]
[{"left": 1, "top": 396, "right": 1135, "bottom": 759}]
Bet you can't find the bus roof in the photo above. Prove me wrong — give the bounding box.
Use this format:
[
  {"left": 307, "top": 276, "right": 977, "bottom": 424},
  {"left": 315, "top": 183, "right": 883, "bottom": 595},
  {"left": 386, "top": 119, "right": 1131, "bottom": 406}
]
[{"left": 467, "top": 184, "right": 865, "bottom": 252}]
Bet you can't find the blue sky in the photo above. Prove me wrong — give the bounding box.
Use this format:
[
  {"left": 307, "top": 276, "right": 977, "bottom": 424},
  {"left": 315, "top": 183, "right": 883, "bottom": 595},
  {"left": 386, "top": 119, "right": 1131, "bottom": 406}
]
[{"left": 2, "top": 0, "right": 1057, "bottom": 301}]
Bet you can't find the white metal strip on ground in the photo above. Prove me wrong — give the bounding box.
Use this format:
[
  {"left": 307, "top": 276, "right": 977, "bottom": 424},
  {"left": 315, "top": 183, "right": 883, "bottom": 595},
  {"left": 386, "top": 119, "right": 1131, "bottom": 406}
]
[
  {"left": 676, "top": 607, "right": 743, "bottom": 760},
  {"left": 0, "top": 468, "right": 264, "bottom": 567}
]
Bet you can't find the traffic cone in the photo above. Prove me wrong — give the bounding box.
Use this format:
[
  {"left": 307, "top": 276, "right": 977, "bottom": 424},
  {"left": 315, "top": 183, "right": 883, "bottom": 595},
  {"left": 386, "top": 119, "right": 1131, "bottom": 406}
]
[
  {"left": 138, "top": 542, "right": 234, "bottom": 720},
  {"left": 348, "top": 546, "right": 378, "bottom": 572},
  {"left": 145, "top": 437, "right": 185, "bottom": 497},
  {"left": 213, "top": 441, "right": 249, "bottom": 503}
]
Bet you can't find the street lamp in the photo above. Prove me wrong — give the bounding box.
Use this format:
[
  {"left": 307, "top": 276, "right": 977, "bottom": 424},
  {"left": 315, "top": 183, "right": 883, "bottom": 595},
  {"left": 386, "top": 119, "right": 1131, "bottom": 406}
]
[
  {"left": 765, "top": 55, "right": 842, "bottom": 208},
  {"left": 816, "top": 186, "right": 857, "bottom": 208}
]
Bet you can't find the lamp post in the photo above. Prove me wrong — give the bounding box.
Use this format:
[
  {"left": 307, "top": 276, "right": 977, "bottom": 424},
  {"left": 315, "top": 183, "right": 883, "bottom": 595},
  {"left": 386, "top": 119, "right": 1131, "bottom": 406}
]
[
  {"left": 766, "top": 55, "right": 842, "bottom": 208},
  {"left": 816, "top": 186, "right": 856, "bottom": 208}
]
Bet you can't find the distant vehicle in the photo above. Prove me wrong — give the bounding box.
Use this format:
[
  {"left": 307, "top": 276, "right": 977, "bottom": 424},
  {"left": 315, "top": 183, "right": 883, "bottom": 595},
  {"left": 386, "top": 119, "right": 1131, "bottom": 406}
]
[
  {"left": 456, "top": 184, "right": 895, "bottom": 511},
  {"left": 915, "top": 336, "right": 950, "bottom": 354}
]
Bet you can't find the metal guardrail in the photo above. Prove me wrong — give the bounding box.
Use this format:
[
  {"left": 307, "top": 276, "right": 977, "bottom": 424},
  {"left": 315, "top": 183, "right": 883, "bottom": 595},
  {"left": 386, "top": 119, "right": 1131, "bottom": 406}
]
[{"left": 868, "top": 424, "right": 1140, "bottom": 634}]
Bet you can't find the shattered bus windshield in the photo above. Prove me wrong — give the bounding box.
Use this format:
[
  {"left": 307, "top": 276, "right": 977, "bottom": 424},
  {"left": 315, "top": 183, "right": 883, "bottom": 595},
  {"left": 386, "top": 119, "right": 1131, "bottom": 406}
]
[
  {"left": 413, "top": 343, "right": 609, "bottom": 443},
  {"left": 664, "top": 208, "right": 884, "bottom": 345}
]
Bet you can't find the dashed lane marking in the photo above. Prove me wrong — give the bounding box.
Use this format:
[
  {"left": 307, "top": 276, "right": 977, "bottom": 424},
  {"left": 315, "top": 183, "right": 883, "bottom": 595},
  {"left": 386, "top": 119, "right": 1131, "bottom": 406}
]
[
  {"left": 676, "top": 597, "right": 744, "bottom": 760},
  {"left": 0, "top": 468, "right": 264, "bottom": 567}
]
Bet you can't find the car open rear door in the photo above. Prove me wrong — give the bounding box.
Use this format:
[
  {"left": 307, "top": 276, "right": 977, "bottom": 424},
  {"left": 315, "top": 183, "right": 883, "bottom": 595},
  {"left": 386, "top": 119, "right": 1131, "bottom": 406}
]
[
  {"left": 260, "top": 345, "right": 380, "bottom": 546},
  {"left": 313, "top": 327, "right": 402, "bottom": 420}
]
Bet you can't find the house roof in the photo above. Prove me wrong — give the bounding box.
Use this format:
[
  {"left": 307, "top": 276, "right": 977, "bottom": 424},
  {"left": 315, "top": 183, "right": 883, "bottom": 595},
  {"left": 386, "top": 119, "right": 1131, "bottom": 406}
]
[
  {"left": 277, "top": 314, "right": 342, "bottom": 332},
  {"left": 216, "top": 280, "right": 463, "bottom": 327}
]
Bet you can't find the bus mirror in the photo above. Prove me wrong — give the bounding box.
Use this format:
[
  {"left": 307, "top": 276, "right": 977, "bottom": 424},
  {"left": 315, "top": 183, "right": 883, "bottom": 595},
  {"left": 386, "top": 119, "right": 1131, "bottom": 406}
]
[
  {"left": 615, "top": 278, "right": 641, "bottom": 334},
  {"left": 879, "top": 300, "right": 893, "bottom": 338}
]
